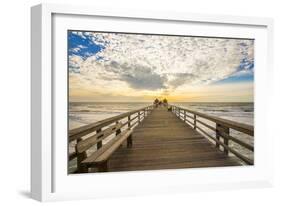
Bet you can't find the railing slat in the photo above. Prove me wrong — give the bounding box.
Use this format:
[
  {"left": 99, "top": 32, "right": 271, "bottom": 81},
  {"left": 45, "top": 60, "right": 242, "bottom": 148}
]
[
  {"left": 76, "top": 123, "right": 123, "bottom": 153},
  {"left": 194, "top": 115, "right": 254, "bottom": 151},
  {"left": 69, "top": 105, "right": 153, "bottom": 142},
  {"left": 196, "top": 119, "right": 216, "bottom": 131},
  {"left": 218, "top": 130, "right": 254, "bottom": 151},
  {"left": 186, "top": 114, "right": 194, "bottom": 119},
  {"left": 82, "top": 129, "right": 132, "bottom": 165},
  {"left": 196, "top": 126, "right": 253, "bottom": 165},
  {"left": 185, "top": 118, "right": 194, "bottom": 126},
  {"left": 170, "top": 104, "right": 254, "bottom": 165},
  {"left": 170, "top": 105, "right": 253, "bottom": 136}
]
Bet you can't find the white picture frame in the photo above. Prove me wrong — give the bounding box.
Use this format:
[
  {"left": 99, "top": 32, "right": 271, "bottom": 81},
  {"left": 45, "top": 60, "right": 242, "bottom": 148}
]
[{"left": 31, "top": 3, "right": 274, "bottom": 202}]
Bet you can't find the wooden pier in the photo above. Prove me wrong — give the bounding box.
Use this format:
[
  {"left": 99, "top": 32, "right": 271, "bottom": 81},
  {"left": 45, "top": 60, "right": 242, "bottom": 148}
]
[{"left": 69, "top": 105, "right": 254, "bottom": 173}]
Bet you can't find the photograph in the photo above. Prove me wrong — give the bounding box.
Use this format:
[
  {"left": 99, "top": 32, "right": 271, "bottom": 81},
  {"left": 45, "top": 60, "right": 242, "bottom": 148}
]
[{"left": 67, "top": 30, "right": 254, "bottom": 174}]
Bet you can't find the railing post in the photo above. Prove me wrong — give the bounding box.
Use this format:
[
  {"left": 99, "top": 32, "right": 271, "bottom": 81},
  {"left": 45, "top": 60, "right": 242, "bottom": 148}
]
[
  {"left": 116, "top": 121, "right": 121, "bottom": 136},
  {"left": 215, "top": 124, "right": 220, "bottom": 149},
  {"left": 128, "top": 115, "right": 131, "bottom": 128},
  {"left": 181, "top": 110, "right": 184, "bottom": 121},
  {"left": 138, "top": 111, "right": 140, "bottom": 123},
  {"left": 76, "top": 138, "right": 88, "bottom": 173},
  {"left": 184, "top": 110, "right": 186, "bottom": 122},
  {"left": 223, "top": 130, "right": 229, "bottom": 155},
  {"left": 216, "top": 124, "right": 230, "bottom": 155},
  {"left": 194, "top": 114, "right": 197, "bottom": 129},
  {"left": 127, "top": 115, "right": 132, "bottom": 148},
  {"left": 96, "top": 128, "right": 102, "bottom": 149}
]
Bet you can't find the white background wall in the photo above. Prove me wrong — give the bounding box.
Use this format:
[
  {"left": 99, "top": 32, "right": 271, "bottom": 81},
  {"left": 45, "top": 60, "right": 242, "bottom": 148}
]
[{"left": 0, "top": 0, "right": 280, "bottom": 205}]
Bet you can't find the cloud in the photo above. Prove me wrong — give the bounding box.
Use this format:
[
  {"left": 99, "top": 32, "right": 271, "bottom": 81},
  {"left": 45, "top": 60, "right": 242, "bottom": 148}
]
[
  {"left": 166, "top": 73, "right": 197, "bottom": 88},
  {"left": 69, "top": 55, "right": 83, "bottom": 73},
  {"left": 68, "top": 31, "right": 254, "bottom": 97},
  {"left": 121, "top": 65, "right": 167, "bottom": 90}
]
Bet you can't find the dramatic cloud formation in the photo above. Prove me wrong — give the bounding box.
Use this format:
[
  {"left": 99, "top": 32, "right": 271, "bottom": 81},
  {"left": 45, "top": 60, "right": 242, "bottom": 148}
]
[{"left": 68, "top": 31, "right": 254, "bottom": 102}]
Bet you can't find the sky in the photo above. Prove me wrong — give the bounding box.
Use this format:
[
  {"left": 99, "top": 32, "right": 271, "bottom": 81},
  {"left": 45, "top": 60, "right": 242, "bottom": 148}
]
[{"left": 68, "top": 31, "right": 254, "bottom": 102}]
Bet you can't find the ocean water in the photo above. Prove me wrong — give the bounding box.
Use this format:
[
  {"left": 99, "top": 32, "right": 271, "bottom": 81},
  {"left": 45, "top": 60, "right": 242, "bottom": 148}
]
[
  {"left": 172, "top": 102, "right": 254, "bottom": 126},
  {"left": 69, "top": 102, "right": 151, "bottom": 130},
  {"left": 69, "top": 102, "right": 254, "bottom": 171}
]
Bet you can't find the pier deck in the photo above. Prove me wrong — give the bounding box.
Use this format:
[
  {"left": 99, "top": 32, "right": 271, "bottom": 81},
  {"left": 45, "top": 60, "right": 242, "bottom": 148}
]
[
  {"left": 107, "top": 107, "right": 241, "bottom": 172},
  {"left": 69, "top": 104, "right": 254, "bottom": 173}
]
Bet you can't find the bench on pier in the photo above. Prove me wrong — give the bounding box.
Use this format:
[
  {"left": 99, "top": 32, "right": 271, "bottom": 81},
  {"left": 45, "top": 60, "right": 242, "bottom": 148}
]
[
  {"left": 81, "top": 128, "right": 133, "bottom": 172},
  {"left": 68, "top": 105, "right": 154, "bottom": 173}
]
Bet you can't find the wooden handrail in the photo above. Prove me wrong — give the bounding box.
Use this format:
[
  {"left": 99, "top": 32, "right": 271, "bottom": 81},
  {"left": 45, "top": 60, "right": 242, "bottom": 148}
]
[
  {"left": 171, "top": 105, "right": 253, "bottom": 136},
  {"left": 196, "top": 125, "right": 253, "bottom": 165},
  {"left": 76, "top": 123, "right": 123, "bottom": 153},
  {"left": 170, "top": 104, "right": 254, "bottom": 165},
  {"left": 69, "top": 105, "right": 154, "bottom": 142}
]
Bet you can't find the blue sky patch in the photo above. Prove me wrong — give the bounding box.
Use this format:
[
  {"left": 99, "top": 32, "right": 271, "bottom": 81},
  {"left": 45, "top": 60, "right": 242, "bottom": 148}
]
[
  {"left": 68, "top": 31, "right": 104, "bottom": 60},
  {"left": 216, "top": 73, "right": 253, "bottom": 84}
]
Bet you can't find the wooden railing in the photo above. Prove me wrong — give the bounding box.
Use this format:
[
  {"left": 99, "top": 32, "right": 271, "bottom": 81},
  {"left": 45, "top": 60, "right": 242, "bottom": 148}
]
[
  {"left": 68, "top": 105, "right": 154, "bottom": 173},
  {"left": 170, "top": 105, "right": 254, "bottom": 165}
]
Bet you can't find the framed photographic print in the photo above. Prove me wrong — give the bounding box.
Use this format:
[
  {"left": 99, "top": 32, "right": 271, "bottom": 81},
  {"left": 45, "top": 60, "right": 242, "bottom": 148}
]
[{"left": 31, "top": 3, "right": 274, "bottom": 201}]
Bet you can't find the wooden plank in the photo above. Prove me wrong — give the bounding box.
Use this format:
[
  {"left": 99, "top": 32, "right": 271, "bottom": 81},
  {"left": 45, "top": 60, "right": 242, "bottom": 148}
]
[
  {"left": 105, "top": 107, "right": 245, "bottom": 172},
  {"left": 95, "top": 130, "right": 133, "bottom": 163},
  {"left": 108, "top": 159, "right": 240, "bottom": 171}
]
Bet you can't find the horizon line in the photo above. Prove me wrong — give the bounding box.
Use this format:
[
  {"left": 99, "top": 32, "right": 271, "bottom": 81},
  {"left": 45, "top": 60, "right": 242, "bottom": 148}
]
[{"left": 69, "top": 101, "right": 254, "bottom": 103}]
